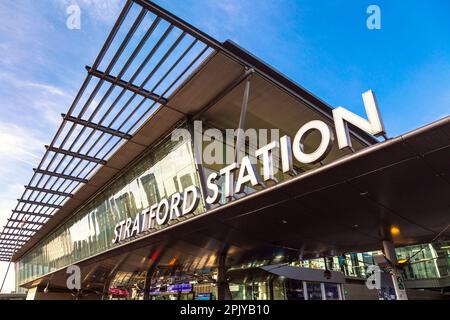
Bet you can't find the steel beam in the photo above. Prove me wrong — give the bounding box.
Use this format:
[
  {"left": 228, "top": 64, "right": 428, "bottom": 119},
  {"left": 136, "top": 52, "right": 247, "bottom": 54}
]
[
  {"left": 1, "top": 232, "right": 33, "bottom": 238},
  {"left": 0, "top": 244, "right": 26, "bottom": 248},
  {"left": 17, "top": 199, "right": 62, "bottom": 209},
  {"left": 25, "top": 186, "right": 73, "bottom": 198},
  {"left": 86, "top": 66, "right": 169, "bottom": 104},
  {"left": 132, "top": 0, "right": 221, "bottom": 50},
  {"left": 62, "top": 114, "right": 133, "bottom": 140},
  {"left": 235, "top": 74, "right": 252, "bottom": 161},
  {"left": 33, "top": 168, "right": 89, "bottom": 184},
  {"left": 0, "top": 245, "right": 24, "bottom": 248},
  {"left": 193, "top": 68, "right": 254, "bottom": 120},
  {"left": 8, "top": 219, "right": 45, "bottom": 226},
  {"left": 4, "top": 226, "right": 38, "bottom": 233},
  {"left": 12, "top": 210, "right": 53, "bottom": 219},
  {"left": 0, "top": 249, "right": 16, "bottom": 253},
  {"left": 0, "top": 236, "right": 29, "bottom": 242},
  {"left": 0, "top": 237, "right": 27, "bottom": 242},
  {"left": 0, "top": 231, "right": 31, "bottom": 237},
  {"left": 45, "top": 145, "right": 107, "bottom": 165},
  {"left": 0, "top": 241, "right": 26, "bottom": 246},
  {"left": 0, "top": 244, "right": 21, "bottom": 249}
]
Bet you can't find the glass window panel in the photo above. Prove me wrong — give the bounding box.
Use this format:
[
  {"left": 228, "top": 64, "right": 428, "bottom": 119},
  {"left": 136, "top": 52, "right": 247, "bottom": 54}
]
[
  {"left": 324, "top": 283, "right": 340, "bottom": 300},
  {"left": 17, "top": 125, "right": 204, "bottom": 285},
  {"left": 306, "top": 282, "right": 322, "bottom": 300}
]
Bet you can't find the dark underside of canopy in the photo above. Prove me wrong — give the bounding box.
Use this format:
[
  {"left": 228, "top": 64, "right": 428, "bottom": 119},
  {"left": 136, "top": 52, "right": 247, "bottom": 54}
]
[{"left": 21, "top": 116, "right": 450, "bottom": 290}]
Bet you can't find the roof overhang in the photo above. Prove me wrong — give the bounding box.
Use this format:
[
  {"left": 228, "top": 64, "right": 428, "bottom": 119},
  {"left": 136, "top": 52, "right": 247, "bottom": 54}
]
[
  {"left": 18, "top": 116, "right": 450, "bottom": 289},
  {"left": 11, "top": 43, "right": 375, "bottom": 261}
]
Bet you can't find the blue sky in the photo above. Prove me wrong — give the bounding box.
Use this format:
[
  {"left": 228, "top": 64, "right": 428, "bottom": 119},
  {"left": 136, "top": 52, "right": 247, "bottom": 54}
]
[{"left": 0, "top": 0, "right": 449, "bottom": 292}]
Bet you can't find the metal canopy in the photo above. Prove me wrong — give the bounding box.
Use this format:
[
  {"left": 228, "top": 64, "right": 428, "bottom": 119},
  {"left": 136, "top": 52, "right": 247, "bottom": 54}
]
[
  {"left": 18, "top": 116, "right": 450, "bottom": 287},
  {"left": 0, "top": 0, "right": 215, "bottom": 261},
  {"left": 2, "top": 0, "right": 378, "bottom": 263}
]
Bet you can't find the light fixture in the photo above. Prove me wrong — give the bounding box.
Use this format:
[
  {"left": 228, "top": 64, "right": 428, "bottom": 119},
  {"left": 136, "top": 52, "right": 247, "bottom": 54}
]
[
  {"left": 43, "top": 281, "right": 50, "bottom": 293},
  {"left": 390, "top": 225, "right": 401, "bottom": 236}
]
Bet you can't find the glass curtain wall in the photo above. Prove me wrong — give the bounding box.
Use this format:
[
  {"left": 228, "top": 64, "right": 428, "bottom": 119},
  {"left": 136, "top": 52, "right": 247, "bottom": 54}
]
[
  {"left": 288, "top": 241, "right": 450, "bottom": 281},
  {"left": 17, "top": 126, "right": 203, "bottom": 285},
  {"left": 229, "top": 277, "right": 342, "bottom": 300}
]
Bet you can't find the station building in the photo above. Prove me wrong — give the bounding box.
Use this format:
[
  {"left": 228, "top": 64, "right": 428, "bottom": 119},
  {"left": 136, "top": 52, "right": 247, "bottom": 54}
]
[{"left": 0, "top": 0, "right": 449, "bottom": 300}]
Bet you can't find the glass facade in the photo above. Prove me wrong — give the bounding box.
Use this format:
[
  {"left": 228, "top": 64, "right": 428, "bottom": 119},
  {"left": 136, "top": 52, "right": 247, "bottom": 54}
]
[
  {"left": 16, "top": 129, "right": 204, "bottom": 285},
  {"left": 305, "top": 282, "right": 322, "bottom": 300},
  {"left": 398, "top": 242, "right": 450, "bottom": 280},
  {"left": 290, "top": 241, "right": 450, "bottom": 281},
  {"left": 229, "top": 277, "right": 343, "bottom": 301},
  {"left": 324, "top": 283, "right": 340, "bottom": 300},
  {"left": 13, "top": 116, "right": 450, "bottom": 292}
]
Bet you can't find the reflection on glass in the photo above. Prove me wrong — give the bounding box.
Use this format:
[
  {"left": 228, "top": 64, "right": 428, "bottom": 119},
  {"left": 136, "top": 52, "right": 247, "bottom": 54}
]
[
  {"left": 306, "top": 282, "right": 322, "bottom": 300},
  {"left": 285, "top": 279, "right": 305, "bottom": 300},
  {"left": 17, "top": 130, "right": 203, "bottom": 285},
  {"left": 272, "top": 277, "right": 286, "bottom": 300},
  {"left": 141, "top": 173, "right": 161, "bottom": 205},
  {"left": 324, "top": 283, "right": 340, "bottom": 300}
]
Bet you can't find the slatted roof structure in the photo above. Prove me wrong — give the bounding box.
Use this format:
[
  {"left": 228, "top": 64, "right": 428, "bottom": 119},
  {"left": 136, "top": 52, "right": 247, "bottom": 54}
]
[
  {"left": 0, "top": 0, "right": 380, "bottom": 264},
  {"left": 0, "top": 0, "right": 217, "bottom": 262}
]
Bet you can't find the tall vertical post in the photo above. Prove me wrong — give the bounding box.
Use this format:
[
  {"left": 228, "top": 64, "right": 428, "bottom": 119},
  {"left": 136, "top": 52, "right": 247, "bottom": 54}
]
[
  {"left": 188, "top": 118, "right": 210, "bottom": 210},
  {"left": 217, "top": 252, "right": 231, "bottom": 300},
  {"left": 382, "top": 240, "right": 408, "bottom": 300},
  {"left": 102, "top": 278, "right": 111, "bottom": 300},
  {"left": 235, "top": 73, "right": 252, "bottom": 162},
  {"left": 143, "top": 269, "right": 153, "bottom": 301}
]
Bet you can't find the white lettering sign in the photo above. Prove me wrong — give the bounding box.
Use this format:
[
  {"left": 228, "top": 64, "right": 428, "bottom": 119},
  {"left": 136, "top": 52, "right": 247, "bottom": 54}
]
[{"left": 112, "top": 186, "right": 200, "bottom": 244}]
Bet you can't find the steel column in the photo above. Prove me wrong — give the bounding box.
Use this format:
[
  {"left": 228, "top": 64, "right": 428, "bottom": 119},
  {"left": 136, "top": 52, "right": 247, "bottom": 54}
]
[
  {"left": 382, "top": 240, "right": 408, "bottom": 300},
  {"left": 235, "top": 72, "right": 252, "bottom": 161},
  {"left": 217, "top": 252, "right": 232, "bottom": 300}
]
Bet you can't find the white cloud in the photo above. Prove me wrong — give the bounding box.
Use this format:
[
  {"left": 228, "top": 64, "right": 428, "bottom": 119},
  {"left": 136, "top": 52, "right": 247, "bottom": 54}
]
[
  {"left": 0, "top": 72, "right": 69, "bottom": 98},
  {"left": 0, "top": 71, "right": 71, "bottom": 127},
  {"left": 0, "top": 1, "right": 56, "bottom": 69},
  {"left": 22, "top": 81, "right": 67, "bottom": 97},
  {"left": 0, "top": 187, "right": 21, "bottom": 292},
  {"left": 0, "top": 123, "right": 46, "bottom": 293},
  {"left": 0, "top": 122, "right": 46, "bottom": 171}
]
